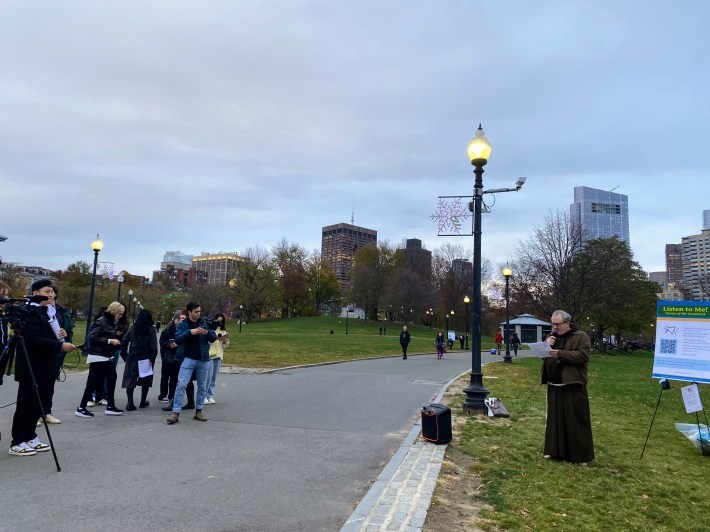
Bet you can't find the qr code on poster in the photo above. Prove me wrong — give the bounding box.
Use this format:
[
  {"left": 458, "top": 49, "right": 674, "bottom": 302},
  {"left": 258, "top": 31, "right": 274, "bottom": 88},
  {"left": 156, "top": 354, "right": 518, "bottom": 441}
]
[{"left": 660, "top": 339, "right": 677, "bottom": 354}]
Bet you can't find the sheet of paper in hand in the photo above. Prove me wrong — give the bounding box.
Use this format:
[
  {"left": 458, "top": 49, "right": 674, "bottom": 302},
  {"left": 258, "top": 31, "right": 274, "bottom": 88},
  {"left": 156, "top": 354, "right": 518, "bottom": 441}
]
[{"left": 529, "top": 341, "right": 553, "bottom": 358}]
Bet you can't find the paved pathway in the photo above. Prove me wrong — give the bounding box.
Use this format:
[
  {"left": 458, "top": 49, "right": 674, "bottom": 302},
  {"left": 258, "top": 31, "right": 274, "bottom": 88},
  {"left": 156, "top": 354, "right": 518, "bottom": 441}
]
[{"left": 0, "top": 349, "right": 530, "bottom": 531}]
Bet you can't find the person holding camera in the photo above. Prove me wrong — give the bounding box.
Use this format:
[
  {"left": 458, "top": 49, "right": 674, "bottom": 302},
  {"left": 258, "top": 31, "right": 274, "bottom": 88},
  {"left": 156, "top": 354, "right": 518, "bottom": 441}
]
[
  {"left": 205, "top": 313, "right": 229, "bottom": 405},
  {"left": 166, "top": 301, "right": 216, "bottom": 424},
  {"left": 9, "top": 279, "right": 76, "bottom": 456}
]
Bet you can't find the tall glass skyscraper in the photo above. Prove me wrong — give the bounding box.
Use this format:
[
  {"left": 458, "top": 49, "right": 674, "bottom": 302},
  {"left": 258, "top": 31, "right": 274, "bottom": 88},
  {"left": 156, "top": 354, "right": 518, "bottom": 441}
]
[{"left": 570, "top": 186, "right": 630, "bottom": 247}]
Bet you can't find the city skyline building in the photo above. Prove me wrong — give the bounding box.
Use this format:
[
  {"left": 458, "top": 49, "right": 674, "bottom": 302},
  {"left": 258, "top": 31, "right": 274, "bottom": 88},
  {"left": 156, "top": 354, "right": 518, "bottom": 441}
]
[
  {"left": 192, "top": 252, "right": 244, "bottom": 286},
  {"left": 681, "top": 229, "right": 710, "bottom": 300},
  {"left": 570, "top": 186, "right": 630, "bottom": 247},
  {"left": 321, "top": 222, "right": 377, "bottom": 296},
  {"left": 665, "top": 243, "right": 684, "bottom": 285},
  {"left": 703, "top": 209, "right": 710, "bottom": 231},
  {"left": 161, "top": 250, "right": 193, "bottom": 269},
  {"left": 399, "top": 238, "right": 432, "bottom": 284}
]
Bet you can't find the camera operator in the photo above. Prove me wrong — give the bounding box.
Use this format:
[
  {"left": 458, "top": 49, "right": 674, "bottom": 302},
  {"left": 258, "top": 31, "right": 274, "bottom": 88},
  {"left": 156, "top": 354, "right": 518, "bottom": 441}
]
[{"left": 9, "top": 279, "right": 76, "bottom": 456}]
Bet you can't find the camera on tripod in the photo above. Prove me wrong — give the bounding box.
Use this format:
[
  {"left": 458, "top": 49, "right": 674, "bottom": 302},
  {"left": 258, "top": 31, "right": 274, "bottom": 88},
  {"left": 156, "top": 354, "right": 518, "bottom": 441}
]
[
  {"left": 0, "top": 296, "right": 41, "bottom": 324},
  {"left": 0, "top": 296, "right": 46, "bottom": 385}
]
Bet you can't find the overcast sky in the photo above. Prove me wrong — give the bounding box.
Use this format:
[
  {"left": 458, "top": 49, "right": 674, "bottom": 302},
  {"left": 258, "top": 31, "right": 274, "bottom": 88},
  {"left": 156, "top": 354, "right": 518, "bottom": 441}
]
[{"left": 2, "top": 1, "right": 709, "bottom": 280}]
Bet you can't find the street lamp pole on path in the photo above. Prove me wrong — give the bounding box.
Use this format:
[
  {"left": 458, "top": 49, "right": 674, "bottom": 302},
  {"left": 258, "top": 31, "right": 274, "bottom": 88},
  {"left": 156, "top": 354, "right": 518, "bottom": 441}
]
[
  {"left": 85, "top": 234, "right": 103, "bottom": 346},
  {"left": 462, "top": 125, "right": 492, "bottom": 414},
  {"left": 503, "top": 264, "right": 513, "bottom": 364},
  {"left": 464, "top": 295, "right": 470, "bottom": 349}
]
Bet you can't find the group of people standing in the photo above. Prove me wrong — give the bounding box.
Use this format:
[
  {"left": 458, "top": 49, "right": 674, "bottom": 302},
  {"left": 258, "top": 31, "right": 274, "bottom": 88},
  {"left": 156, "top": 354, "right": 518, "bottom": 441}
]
[
  {"left": 74, "top": 299, "right": 228, "bottom": 426},
  {"left": 2, "top": 276, "right": 230, "bottom": 457}
]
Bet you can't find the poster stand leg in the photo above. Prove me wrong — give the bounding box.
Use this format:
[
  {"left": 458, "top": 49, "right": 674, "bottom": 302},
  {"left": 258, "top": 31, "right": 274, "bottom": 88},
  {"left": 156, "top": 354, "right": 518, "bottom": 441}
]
[
  {"left": 693, "top": 383, "right": 707, "bottom": 455},
  {"left": 641, "top": 379, "right": 669, "bottom": 460}
]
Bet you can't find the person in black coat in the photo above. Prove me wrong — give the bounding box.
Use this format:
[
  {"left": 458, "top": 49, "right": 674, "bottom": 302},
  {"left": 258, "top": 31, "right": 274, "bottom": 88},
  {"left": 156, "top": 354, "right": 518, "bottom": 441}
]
[
  {"left": 120, "top": 308, "right": 158, "bottom": 410},
  {"left": 399, "top": 325, "right": 411, "bottom": 360},
  {"left": 10, "top": 279, "right": 76, "bottom": 456}
]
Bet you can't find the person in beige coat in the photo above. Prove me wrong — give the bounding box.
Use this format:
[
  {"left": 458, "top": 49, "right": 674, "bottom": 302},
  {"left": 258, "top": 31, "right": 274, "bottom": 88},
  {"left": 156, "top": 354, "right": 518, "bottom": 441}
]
[{"left": 205, "top": 313, "right": 229, "bottom": 404}]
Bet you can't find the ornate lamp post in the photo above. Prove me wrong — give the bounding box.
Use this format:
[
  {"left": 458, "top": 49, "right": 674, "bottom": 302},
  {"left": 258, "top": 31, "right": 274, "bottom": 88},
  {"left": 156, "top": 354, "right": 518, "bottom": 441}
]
[
  {"left": 239, "top": 304, "right": 244, "bottom": 333},
  {"left": 346, "top": 306, "right": 350, "bottom": 334},
  {"left": 503, "top": 263, "right": 513, "bottom": 364},
  {"left": 429, "top": 308, "right": 433, "bottom": 329},
  {"left": 450, "top": 309, "right": 455, "bottom": 332},
  {"left": 132, "top": 297, "right": 138, "bottom": 323},
  {"left": 463, "top": 125, "right": 492, "bottom": 414},
  {"left": 116, "top": 274, "right": 124, "bottom": 302},
  {"left": 464, "top": 295, "right": 470, "bottom": 349},
  {"left": 85, "top": 233, "right": 103, "bottom": 346}
]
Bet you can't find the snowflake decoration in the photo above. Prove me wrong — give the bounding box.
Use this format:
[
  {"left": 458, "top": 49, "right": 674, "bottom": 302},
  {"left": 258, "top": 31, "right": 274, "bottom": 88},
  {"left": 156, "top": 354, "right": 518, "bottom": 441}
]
[
  {"left": 99, "top": 263, "right": 115, "bottom": 280},
  {"left": 430, "top": 198, "right": 471, "bottom": 235}
]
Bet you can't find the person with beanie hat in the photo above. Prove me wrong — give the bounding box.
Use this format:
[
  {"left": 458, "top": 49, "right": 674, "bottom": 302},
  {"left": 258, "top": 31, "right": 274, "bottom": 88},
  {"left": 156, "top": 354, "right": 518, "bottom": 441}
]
[{"left": 10, "top": 280, "right": 76, "bottom": 456}]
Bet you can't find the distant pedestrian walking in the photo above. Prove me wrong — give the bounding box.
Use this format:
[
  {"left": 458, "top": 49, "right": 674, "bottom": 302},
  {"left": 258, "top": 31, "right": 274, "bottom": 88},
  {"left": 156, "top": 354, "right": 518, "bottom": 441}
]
[
  {"left": 495, "top": 331, "right": 504, "bottom": 354},
  {"left": 459, "top": 334, "right": 464, "bottom": 350},
  {"left": 511, "top": 332, "right": 521, "bottom": 356},
  {"left": 399, "top": 325, "right": 410, "bottom": 360},
  {"left": 435, "top": 331, "right": 445, "bottom": 359}
]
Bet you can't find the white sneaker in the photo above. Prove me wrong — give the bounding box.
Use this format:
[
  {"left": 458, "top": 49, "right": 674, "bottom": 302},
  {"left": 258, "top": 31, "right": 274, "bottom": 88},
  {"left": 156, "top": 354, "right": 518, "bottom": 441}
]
[
  {"left": 44, "top": 414, "right": 61, "bottom": 424},
  {"left": 26, "top": 438, "right": 51, "bottom": 452},
  {"left": 86, "top": 401, "right": 95, "bottom": 407},
  {"left": 98, "top": 399, "right": 108, "bottom": 406},
  {"left": 9, "top": 442, "right": 36, "bottom": 456}
]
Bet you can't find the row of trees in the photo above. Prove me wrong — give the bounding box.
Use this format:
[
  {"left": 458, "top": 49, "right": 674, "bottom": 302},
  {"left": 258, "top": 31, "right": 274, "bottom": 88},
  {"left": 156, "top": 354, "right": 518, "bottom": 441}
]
[
  {"left": 511, "top": 210, "right": 659, "bottom": 347},
  {"left": 1, "top": 239, "right": 344, "bottom": 324},
  {"left": 2, "top": 210, "right": 659, "bottom": 345}
]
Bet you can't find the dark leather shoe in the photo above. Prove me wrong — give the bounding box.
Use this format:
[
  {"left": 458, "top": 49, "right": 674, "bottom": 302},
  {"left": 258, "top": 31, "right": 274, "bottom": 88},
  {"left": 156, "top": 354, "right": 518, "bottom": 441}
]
[
  {"left": 139, "top": 401, "right": 150, "bottom": 408},
  {"left": 161, "top": 405, "right": 172, "bottom": 412},
  {"left": 183, "top": 403, "right": 195, "bottom": 410},
  {"left": 125, "top": 404, "right": 137, "bottom": 411}
]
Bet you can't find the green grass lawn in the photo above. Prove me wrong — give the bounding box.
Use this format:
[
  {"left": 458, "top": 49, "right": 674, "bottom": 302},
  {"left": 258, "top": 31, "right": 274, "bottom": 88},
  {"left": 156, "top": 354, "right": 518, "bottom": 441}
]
[
  {"left": 66, "top": 316, "right": 492, "bottom": 369},
  {"left": 442, "top": 352, "right": 710, "bottom": 531}
]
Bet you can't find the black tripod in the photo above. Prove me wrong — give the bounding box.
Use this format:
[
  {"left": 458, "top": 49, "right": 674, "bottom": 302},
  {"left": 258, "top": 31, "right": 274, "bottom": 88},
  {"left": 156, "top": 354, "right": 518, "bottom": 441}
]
[{"left": 0, "top": 319, "right": 62, "bottom": 471}]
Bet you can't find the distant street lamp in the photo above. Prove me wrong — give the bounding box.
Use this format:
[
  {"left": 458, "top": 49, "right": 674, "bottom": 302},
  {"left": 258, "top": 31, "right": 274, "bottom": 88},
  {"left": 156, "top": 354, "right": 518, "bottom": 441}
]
[
  {"left": 127, "top": 289, "right": 133, "bottom": 319},
  {"left": 464, "top": 295, "right": 470, "bottom": 349},
  {"left": 132, "top": 297, "right": 138, "bottom": 323},
  {"left": 85, "top": 234, "right": 103, "bottom": 346},
  {"left": 116, "top": 274, "right": 124, "bottom": 302},
  {"left": 450, "top": 309, "right": 455, "bottom": 332},
  {"left": 239, "top": 304, "right": 244, "bottom": 333},
  {"left": 429, "top": 308, "right": 433, "bottom": 329},
  {"left": 503, "top": 264, "right": 513, "bottom": 364},
  {"left": 346, "top": 307, "right": 351, "bottom": 334}
]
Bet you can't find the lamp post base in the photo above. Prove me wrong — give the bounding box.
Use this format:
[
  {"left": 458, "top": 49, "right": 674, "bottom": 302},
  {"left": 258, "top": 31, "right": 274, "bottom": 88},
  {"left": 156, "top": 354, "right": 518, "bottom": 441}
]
[
  {"left": 462, "top": 372, "right": 490, "bottom": 414},
  {"left": 503, "top": 349, "right": 513, "bottom": 364}
]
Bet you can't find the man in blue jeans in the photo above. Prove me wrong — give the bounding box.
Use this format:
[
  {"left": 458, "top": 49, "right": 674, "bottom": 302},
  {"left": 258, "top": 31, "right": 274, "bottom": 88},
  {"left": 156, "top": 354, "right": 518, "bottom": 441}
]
[{"left": 166, "top": 301, "right": 216, "bottom": 425}]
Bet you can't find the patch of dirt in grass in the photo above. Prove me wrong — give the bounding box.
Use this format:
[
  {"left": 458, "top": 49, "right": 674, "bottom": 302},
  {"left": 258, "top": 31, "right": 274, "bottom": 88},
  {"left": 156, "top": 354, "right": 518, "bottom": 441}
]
[{"left": 423, "top": 377, "right": 501, "bottom": 532}]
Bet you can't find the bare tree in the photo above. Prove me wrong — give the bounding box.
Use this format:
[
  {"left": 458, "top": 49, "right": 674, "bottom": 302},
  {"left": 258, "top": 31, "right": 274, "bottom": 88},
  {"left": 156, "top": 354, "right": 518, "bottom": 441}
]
[{"left": 511, "top": 210, "right": 585, "bottom": 318}]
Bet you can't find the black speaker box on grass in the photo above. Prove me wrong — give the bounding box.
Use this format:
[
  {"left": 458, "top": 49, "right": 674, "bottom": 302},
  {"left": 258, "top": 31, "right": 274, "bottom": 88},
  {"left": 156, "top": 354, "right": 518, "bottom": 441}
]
[{"left": 421, "top": 403, "right": 452, "bottom": 444}]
